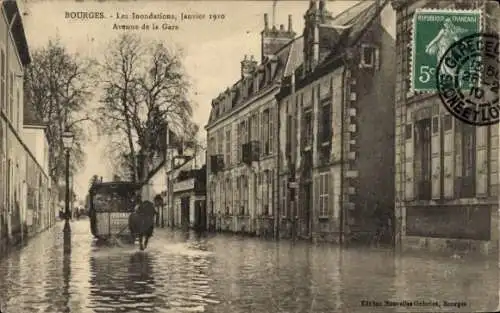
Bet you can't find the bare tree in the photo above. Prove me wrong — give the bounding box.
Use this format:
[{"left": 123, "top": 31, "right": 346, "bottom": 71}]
[
  {"left": 24, "top": 38, "right": 97, "bottom": 182},
  {"left": 98, "top": 34, "right": 197, "bottom": 182}
]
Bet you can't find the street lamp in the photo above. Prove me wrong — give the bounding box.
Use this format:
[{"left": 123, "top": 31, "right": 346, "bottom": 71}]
[{"left": 62, "top": 129, "right": 74, "bottom": 234}]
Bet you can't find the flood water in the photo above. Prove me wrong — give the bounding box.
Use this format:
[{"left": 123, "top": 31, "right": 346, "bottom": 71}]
[{"left": 0, "top": 220, "right": 498, "bottom": 313}]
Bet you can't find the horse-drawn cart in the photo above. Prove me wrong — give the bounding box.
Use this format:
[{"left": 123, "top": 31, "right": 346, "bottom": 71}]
[{"left": 88, "top": 181, "right": 142, "bottom": 243}]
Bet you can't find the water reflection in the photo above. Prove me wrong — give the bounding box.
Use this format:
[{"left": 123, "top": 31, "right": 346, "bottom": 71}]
[
  {"left": 0, "top": 222, "right": 498, "bottom": 313},
  {"left": 62, "top": 243, "right": 71, "bottom": 313}
]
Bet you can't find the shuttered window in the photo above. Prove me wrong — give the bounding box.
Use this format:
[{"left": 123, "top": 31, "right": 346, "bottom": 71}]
[
  {"left": 431, "top": 115, "right": 440, "bottom": 199},
  {"left": 455, "top": 122, "right": 476, "bottom": 198},
  {"left": 318, "top": 172, "right": 329, "bottom": 217},
  {"left": 443, "top": 115, "right": 454, "bottom": 198},
  {"left": 404, "top": 123, "right": 414, "bottom": 200},
  {"left": 314, "top": 175, "right": 320, "bottom": 219},
  {"left": 475, "top": 127, "right": 488, "bottom": 196}
]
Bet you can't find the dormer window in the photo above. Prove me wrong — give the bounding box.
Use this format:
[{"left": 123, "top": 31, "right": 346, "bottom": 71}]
[{"left": 360, "top": 44, "right": 379, "bottom": 69}]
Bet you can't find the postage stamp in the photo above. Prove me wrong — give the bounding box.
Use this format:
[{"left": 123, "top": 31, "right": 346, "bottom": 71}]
[
  {"left": 436, "top": 33, "right": 499, "bottom": 126},
  {"left": 412, "top": 9, "right": 482, "bottom": 93}
]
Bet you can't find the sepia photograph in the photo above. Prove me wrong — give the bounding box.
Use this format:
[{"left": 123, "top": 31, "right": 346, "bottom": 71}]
[{"left": 0, "top": 0, "right": 499, "bottom": 312}]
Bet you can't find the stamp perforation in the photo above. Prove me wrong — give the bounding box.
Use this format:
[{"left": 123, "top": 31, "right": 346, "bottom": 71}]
[{"left": 410, "top": 8, "right": 484, "bottom": 95}]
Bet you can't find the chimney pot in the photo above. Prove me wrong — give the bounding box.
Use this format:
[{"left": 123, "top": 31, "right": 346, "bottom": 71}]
[
  {"left": 288, "top": 15, "right": 293, "bottom": 32},
  {"left": 264, "top": 13, "right": 269, "bottom": 30},
  {"left": 279, "top": 24, "right": 284, "bottom": 31}
]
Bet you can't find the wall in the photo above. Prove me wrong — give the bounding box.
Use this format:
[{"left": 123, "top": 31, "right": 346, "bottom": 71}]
[{"left": 351, "top": 21, "right": 396, "bottom": 231}]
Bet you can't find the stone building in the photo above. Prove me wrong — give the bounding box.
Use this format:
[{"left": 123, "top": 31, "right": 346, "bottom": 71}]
[
  {"left": 0, "top": 1, "right": 57, "bottom": 252},
  {"left": 276, "top": 0, "right": 395, "bottom": 243},
  {"left": 205, "top": 14, "right": 302, "bottom": 237},
  {"left": 391, "top": 0, "right": 500, "bottom": 255}
]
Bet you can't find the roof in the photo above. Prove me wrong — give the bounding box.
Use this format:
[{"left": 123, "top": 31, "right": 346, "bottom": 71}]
[
  {"left": 207, "top": 34, "right": 302, "bottom": 127},
  {"left": 2, "top": 1, "right": 31, "bottom": 66},
  {"left": 319, "top": 0, "right": 389, "bottom": 65},
  {"left": 283, "top": 36, "right": 304, "bottom": 77}
]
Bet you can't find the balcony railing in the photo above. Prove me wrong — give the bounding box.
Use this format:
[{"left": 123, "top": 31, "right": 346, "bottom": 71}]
[
  {"left": 210, "top": 154, "right": 225, "bottom": 174},
  {"left": 242, "top": 141, "right": 260, "bottom": 165}
]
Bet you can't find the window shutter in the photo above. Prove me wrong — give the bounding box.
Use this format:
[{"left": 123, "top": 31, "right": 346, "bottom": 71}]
[
  {"left": 328, "top": 172, "right": 334, "bottom": 218},
  {"left": 476, "top": 126, "right": 488, "bottom": 196},
  {"left": 443, "top": 115, "right": 454, "bottom": 198},
  {"left": 431, "top": 116, "right": 441, "bottom": 199},
  {"left": 314, "top": 175, "right": 320, "bottom": 219},
  {"left": 404, "top": 124, "right": 414, "bottom": 200},
  {"left": 454, "top": 121, "right": 463, "bottom": 197}
]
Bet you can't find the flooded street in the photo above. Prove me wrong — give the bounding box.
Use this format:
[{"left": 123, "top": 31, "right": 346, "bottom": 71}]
[{"left": 0, "top": 220, "right": 498, "bottom": 313}]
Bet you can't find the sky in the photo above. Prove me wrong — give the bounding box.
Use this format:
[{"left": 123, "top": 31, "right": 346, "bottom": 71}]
[{"left": 20, "top": 0, "right": 395, "bottom": 200}]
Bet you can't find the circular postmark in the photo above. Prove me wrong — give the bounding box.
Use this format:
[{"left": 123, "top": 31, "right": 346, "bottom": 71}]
[{"left": 436, "top": 33, "right": 499, "bottom": 126}]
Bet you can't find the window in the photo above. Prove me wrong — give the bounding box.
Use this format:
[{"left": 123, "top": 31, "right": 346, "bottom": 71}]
[
  {"left": 414, "top": 118, "right": 432, "bottom": 200},
  {"left": 234, "top": 177, "right": 240, "bottom": 214},
  {"left": 225, "top": 129, "right": 231, "bottom": 166},
  {"left": 261, "top": 109, "right": 270, "bottom": 155},
  {"left": 281, "top": 178, "right": 287, "bottom": 217},
  {"left": 302, "top": 110, "right": 313, "bottom": 148},
  {"left": 237, "top": 123, "right": 242, "bottom": 162},
  {"left": 225, "top": 178, "right": 231, "bottom": 214},
  {"left": 208, "top": 136, "right": 215, "bottom": 156},
  {"left": 405, "top": 124, "right": 412, "bottom": 139},
  {"left": 269, "top": 108, "right": 274, "bottom": 154},
  {"left": 262, "top": 170, "right": 269, "bottom": 215},
  {"left": 286, "top": 114, "right": 293, "bottom": 156},
  {"left": 320, "top": 99, "right": 332, "bottom": 143},
  {"left": 319, "top": 173, "right": 329, "bottom": 217},
  {"left": 455, "top": 123, "right": 476, "bottom": 198},
  {"left": 217, "top": 129, "right": 223, "bottom": 155},
  {"left": 239, "top": 175, "right": 248, "bottom": 215},
  {"left": 360, "top": 45, "right": 377, "bottom": 68}
]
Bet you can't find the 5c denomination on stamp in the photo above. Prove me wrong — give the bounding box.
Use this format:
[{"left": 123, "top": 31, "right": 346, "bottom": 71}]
[
  {"left": 436, "top": 33, "right": 499, "bottom": 126},
  {"left": 412, "top": 9, "right": 481, "bottom": 93}
]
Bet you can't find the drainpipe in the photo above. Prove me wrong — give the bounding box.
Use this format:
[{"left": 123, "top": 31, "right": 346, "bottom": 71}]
[
  {"left": 339, "top": 65, "right": 348, "bottom": 246},
  {"left": 275, "top": 94, "right": 281, "bottom": 240},
  {"left": 6, "top": 10, "right": 18, "bottom": 242}
]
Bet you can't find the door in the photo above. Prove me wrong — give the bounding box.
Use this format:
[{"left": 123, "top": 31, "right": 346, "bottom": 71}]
[
  {"left": 180, "top": 196, "right": 190, "bottom": 228},
  {"left": 304, "top": 183, "right": 311, "bottom": 237},
  {"left": 198, "top": 200, "right": 207, "bottom": 231}
]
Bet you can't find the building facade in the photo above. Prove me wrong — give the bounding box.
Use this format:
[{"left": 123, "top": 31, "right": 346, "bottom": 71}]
[
  {"left": 172, "top": 165, "right": 206, "bottom": 230},
  {"left": 206, "top": 14, "right": 301, "bottom": 237},
  {"left": 391, "top": 0, "right": 500, "bottom": 255},
  {"left": 0, "top": 1, "right": 57, "bottom": 252},
  {"left": 277, "top": 0, "right": 396, "bottom": 243}
]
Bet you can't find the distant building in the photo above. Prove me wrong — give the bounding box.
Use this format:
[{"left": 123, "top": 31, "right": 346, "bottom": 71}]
[
  {"left": 205, "top": 13, "right": 301, "bottom": 237},
  {"left": 139, "top": 124, "right": 206, "bottom": 228},
  {"left": 276, "top": 0, "right": 395, "bottom": 243},
  {"left": 391, "top": 0, "right": 500, "bottom": 255}
]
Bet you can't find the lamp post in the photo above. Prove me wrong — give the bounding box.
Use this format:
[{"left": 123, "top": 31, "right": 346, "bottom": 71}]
[{"left": 62, "top": 129, "right": 74, "bottom": 234}]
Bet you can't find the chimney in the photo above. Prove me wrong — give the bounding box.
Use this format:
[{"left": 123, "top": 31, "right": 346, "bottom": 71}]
[
  {"left": 261, "top": 15, "right": 296, "bottom": 62},
  {"left": 319, "top": 0, "right": 325, "bottom": 12},
  {"left": 241, "top": 54, "right": 257, "bottom": 78}
]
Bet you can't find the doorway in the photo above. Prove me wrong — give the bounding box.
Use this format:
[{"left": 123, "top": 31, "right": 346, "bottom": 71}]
[
  {"left": 194, "top": 200, "right": 207, "bottom": 231},
  {"left": 180, "top": 196, "right": 190, "bottom": 228}
]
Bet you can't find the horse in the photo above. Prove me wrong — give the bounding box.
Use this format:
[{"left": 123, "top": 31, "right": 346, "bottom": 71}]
[{"left": 128, "top": 200, "right": 156, "bottom": 250}]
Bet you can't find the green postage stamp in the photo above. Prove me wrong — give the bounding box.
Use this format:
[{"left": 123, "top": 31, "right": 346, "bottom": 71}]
[{"left": 412, "top": 9, "right": 482, "bottom": 93}]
